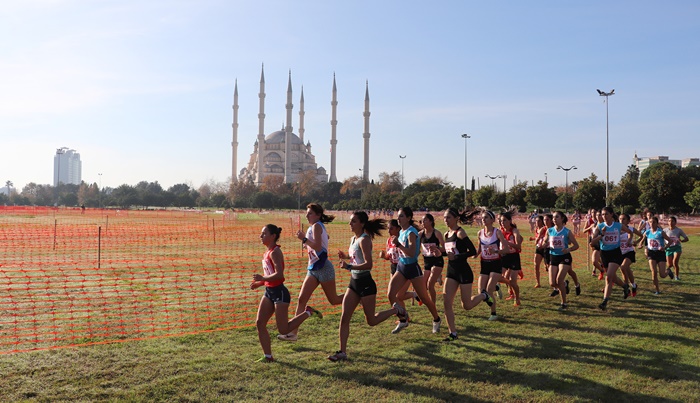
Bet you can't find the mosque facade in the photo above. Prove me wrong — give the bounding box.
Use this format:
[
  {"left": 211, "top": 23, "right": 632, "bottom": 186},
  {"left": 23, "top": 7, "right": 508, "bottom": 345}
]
[{"left": 231, "top": 66, "right": 371, "bottom": 185}]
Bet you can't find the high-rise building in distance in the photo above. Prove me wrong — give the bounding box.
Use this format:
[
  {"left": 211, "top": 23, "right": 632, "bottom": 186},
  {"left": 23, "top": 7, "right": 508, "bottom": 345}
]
[{"left": 54, "top": 148, "right": 82, "bottom": 186}]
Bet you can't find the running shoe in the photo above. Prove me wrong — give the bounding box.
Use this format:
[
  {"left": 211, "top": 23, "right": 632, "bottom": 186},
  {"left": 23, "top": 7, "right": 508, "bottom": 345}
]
[
  {"left": 558, "top": 303, "right": 568, "bottom": 311},
  {"left": 505, "top": 293, "right": 515, "bottom": 301},
  {"left": 327, "top": 351, "right": 347, "bottom": 362},
  {"left": 513, "top": 301, "right": 521, "bottom": 307},
  {"left": 675, "top": 276, "right": 681, "bottom": 281},
  {"left": 653, "top": 291, "right": 661, "bottom": 295},
  {"left": 598, "top": 300, "right": 608, "bottom": 311},
  {"left": 443, "top": 333, "right": 458, "bottom": 342},
  {"left": 631, "top": 284, "right": 637, "bottom": 297},
  {"left": 534, "top": 284, "right": 541, "bottom": 289},
  {"left": 392, "top": 320, "right": 409, "bottom": 334},
  {"left": 413, "top": 292, "right": 423, "bottom": 306},
  {"left": 495, "top": 285, "right": 502, "bottom": 299},
  {"left": 305, "top": 306, "right": 323, "bottom": 319},
  {"left": 565, "top": 280, "right": 570, "bottom": 295},
  {"left": 666, "top": 268, "right": 675, "bottom": 280},
  {"left": 256, "top": 356, "right": 275, "bottom": 363},
  {"left": 392, "top": 302, "right": 407, "bottom": 319},
  {"left": 482, "top": 291, "right": 494, "bottom": 306},
  {"left": 575, "top": 284, "right": 581, "bottom": 296},
  {"left": 488, "top": 314, "right": 498, "bottom": 321},
  {"left": 591, "top": 270, "right": 597, "bottom": 277},
  {"left": 277, "top": 333, "right": 298, "bottom": 342},
  {"left": 598, "top": 272, "right": 604, "bottom": 281},
  {"left": 622, "top": 284, "right": 630, "bottom": 300},
  {"left": 550, "top": 289, "right": 560, "bottom": 297},
  {"left": 432, "top": 319, "right": 441, "bottom": 334}
]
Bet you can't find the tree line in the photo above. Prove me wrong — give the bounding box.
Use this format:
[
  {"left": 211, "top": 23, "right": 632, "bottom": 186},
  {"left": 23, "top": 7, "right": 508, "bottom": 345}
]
[{"left": 3, "top": 162, "right": 700, "bottom": 214}]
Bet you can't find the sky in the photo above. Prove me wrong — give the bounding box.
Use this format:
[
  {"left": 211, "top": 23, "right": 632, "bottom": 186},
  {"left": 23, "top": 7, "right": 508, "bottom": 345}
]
[{"left": 2, "top": 1, "right": 699, "bottom": 193}]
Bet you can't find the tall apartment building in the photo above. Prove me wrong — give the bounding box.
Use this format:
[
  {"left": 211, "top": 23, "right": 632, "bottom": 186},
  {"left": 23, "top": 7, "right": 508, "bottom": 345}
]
[{"left": 53, "top": 148, "right": 82, "bottom": 186}]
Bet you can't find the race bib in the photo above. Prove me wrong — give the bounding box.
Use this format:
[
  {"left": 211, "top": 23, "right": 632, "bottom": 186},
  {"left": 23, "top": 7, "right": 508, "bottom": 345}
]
[
  {"left": 308, "top": 249, "right": 319, "bottom": 265},
  {"left": 550, "top": 236, "right": 564, "bottom": 250},
  {"left": 648, "top": 239, "right": 662, "bottom": 250},
  {"left": 444, "top": 241, "right": 457, "bottom": 255},
  {"left": 669, "top": 236, "right": 679, "bottom": 247},
  {"left": 421, "top": 243, "right": 436, "bottom": 257},
  {"left": 262, "top": 259, "right": 274, "bottom": 276},
  {"left": 602, "top": 231, "right": 619, "bottom": 246},
  {"left": 481, "top": 245, "right": 498, "bottom": 259}
]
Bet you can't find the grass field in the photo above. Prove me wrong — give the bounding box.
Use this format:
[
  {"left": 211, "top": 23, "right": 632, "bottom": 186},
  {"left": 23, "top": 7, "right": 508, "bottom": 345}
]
[{"left": 0, "top": 208, "right": 698, "bottom": 402}]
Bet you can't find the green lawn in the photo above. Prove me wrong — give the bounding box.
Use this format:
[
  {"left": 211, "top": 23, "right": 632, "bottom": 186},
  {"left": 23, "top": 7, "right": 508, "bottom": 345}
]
[{"left": 0, "top": 216, "right": 698, "bottom": 402}]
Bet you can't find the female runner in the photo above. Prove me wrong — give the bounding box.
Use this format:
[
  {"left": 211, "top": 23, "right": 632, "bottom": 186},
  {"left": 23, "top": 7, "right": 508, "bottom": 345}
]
[
  {"left": 542, "top": 211, "right": 579, "bottom": 310},
  {"left": 379, "top": 219, "right": 416, "bottom": 306},
  {"left": 499, "top": 212, "right": 523, "bottom": 306},
  {"left": 328, "top": 212, "right": 400, "bottom": 362},
  {"left": 476, "top": 210, "right": 512, "bottom": 321},
  {"left": 251, "top": 224, "right": 322, "bottom": 362},
  {"left": 619, "top": 213, "right": 642, "bottom": 297},
  {"left": 441, "top": 208, "right": 493, "bottom": 341},
  {"left": 590, "top": 207, "right": 634, "bottom": 310},
  {"left": 419, "top": 213, "right": 445, "bottom": 306},
  {"left": 530, "top": 215, "right": 547, "bottom": 288},
  {"left": 279, "top": 203, "right": 344, "bottom": 342},
  {"left": 638, "top": 216, "right": 673, "bottom": 295},
  {"left": 664, "top": 216, "right": 689, "bottom": 281},
  {"left": 572, "top": 210, "right": 582, "bottom": 236},
  {"left": 584, "top": 209, "right": 604, "bottom": 279},
  {"left": 386, "top": 207, "right": 442, "bottom": 334}
]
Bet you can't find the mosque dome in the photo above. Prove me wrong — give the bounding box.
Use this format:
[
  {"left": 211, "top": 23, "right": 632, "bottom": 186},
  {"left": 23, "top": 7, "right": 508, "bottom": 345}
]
[{"left": 264, "top": 130, "right": 304, "bottom": 144}]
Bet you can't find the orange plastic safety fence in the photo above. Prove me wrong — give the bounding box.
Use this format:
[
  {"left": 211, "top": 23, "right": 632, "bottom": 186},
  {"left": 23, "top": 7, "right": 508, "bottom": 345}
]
[{"left": 0, "top": 207, "right": 396, "bottom": 354}]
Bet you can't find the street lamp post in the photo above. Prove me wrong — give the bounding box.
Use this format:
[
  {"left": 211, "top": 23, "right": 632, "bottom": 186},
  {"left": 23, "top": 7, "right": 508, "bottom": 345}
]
[
  {"left": 557, "top": 165, "right": 577, "bottom": 213},
  {"left": 461, "top": 134, "right": 471, "bottom": 208},
  {"left": 544, "top": 172, "right": 548, "bottom": 184},
  {"left": 399, "top": 155, "right": 406, "bottom": 194},
  {"left": 597, "top": 89, "right": 615, "bottom": 205}
]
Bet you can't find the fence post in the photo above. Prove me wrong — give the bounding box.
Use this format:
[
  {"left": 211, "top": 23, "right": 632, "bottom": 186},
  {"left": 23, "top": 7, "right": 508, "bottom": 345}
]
[
  {"left": 98, "top": 226, "right": 102, "bottom": 269},
  {"left": 53, "top": 219, "right": 57, "bottom": 250}
]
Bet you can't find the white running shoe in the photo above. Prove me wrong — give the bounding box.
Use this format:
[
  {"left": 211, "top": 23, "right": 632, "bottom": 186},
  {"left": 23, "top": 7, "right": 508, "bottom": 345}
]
[
  {"left": 392, "top": 321, "right": 409, "bottom": 334},
  {"left": 277, "top": 333, "right": 298, "bottom": 342},
  {"left": 432, "top": 319, "right": 441, "bottom": 334},
  {"left": 392, "top": 302, "right": 407, "bottom": 319},
  {"left": 488, "top": 314, "right": 498, "bottom": 321}
]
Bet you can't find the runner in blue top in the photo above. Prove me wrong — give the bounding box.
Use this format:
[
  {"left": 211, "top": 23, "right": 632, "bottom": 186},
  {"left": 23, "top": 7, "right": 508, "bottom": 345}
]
[
  {"left": 386, "top": 207, "right": 442, "bottom": 334},
  {"left": 542, "top": 211, "right": 579, "bottom": 311},
  {"left": 637, "top": 216, "right": 673, "bottom": 295},
  {"left": 590, "top": 206, "right": 634, "bottom": 310}
]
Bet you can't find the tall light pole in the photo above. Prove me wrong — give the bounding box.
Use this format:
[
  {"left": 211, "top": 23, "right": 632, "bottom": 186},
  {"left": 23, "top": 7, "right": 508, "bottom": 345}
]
[
  {"left": 399, "top": 155, "right": 406, "bottom": 194},
  {"left": 597, "top": 89, "right": 615, "bottom": 205},
  {"left": 461, "top": 134, "right": 470, "bottom": 208},
  {"left": 544, "top": 172, "right": 548, "bottom": 184},
  {"left": 557, "top": 165, "right": 577, "bottom": 213}
]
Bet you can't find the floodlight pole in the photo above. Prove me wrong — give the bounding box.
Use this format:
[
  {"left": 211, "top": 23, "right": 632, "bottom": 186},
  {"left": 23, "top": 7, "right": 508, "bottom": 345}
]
[
  {"left": 461, "top": 134, "right": 471, "bottom": 208},
  {"left": 399, "top": 155, "right": 406, "bottom": 194},
  {"left": 598, "top": 89, "right": 614, "bottom": 205},
  {"left": 485, "top": 174, "right": 501, "bottom": 191}
]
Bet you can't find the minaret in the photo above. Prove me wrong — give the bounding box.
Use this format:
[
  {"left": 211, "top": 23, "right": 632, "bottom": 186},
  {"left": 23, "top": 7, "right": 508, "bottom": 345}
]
[
  {"left": 362, "top": 80, "right": 370, "bottom": 182},
  {"left": 329, "top": 74, "right": 338, "bottom": 182},
  {"left": 284, "top": 70, "right": 294, "bottom": 184},
  {"left": 256, "top": 64, "right": 266, "bottom": 185},
  {"left": 299, "top": 87, "right": 305, "bottom": 144},
  {"left": 231, "top": 79, "right": 239, "bottom": 183}
]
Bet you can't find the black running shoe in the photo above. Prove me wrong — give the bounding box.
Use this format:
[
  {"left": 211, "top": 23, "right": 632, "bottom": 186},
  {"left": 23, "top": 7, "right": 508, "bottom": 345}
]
[
  {"left": 575, "top": 284, "right": 581, "bottom": 296},
  {"left": 565, "top": 280, "right": 570, "bottom": 295},
  {"left": 443, "top": 333, "right": 458, "bottom": 342},
  {"left": 599, "top": 300, "right": 608, "bottom": 311},
  {"left": 623, "top": 284, "right": 630, "bottom": 300},
  {"left": 550, "top": 289, "right": 560, "bottom": 297}
]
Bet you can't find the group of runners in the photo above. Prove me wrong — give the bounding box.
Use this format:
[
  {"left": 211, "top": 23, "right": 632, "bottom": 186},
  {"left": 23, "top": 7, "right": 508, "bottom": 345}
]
[{"left": 250, "top": 203, "right": 690, "bottom": 362}]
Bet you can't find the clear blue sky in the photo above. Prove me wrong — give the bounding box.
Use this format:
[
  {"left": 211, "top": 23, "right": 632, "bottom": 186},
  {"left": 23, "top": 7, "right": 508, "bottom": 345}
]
[{"left": 2, "top": 1, "right": 698, "bottom": 192}]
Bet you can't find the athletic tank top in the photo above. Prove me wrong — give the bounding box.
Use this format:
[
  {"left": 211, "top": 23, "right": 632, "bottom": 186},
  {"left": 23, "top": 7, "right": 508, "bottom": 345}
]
[
  {"left": 598, "top": 221, "right": 622, "bottom": 251},
  {"left": 645, "top": 228, "right": 665, "bottom": 250},
  {"left": 397, "top": 226, "right": 420, "bottom": 265},
  {"left": 548, "top": 226, "right": 571, "bottom": 256},
  {"left": 620, "top": 225, "right": 635, "bottom": 254},
  {"left": 348, "top": 233, "right": 370, "bottom": 277},
  {"left": 420, "top": 230, "right": 440, "bottom": 257},
  {"left": 444, "top": 228, "right": 476, "bottom": 268},
  {"left": 262, "top": 245, "right": 284, "bottom": 287},
  {"left": 478, "top": 228, "right": 501, "bottom": 261},
  {"left": 501, "top": 227, "right": 520, "bottom": 254}
]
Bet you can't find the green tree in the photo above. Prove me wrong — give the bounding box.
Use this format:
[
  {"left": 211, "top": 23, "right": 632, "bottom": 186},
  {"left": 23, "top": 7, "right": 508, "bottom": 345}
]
[
  {"left": 572, "top": 174, "right": 606, "bottom": 211},
  {"left": 525, "top": 181, "right": 557, "bottom": 209},
  {"left": 505, "top": 183, "right": 528, "bottom": 212},
  {"left": 472, "top": 186, "right": 495, "bottom": 208},
  {"left": 639, "top": 162, "right": 690, "bottom": 213},
  {"left": 684, "top": 182, "right": 700, "bottom": 214}
]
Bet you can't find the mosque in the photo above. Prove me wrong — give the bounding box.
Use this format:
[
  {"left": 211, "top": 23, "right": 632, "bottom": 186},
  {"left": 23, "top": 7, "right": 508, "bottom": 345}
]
[{"left": 231, "top": 66, "right": 371, "bottom": 185}]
